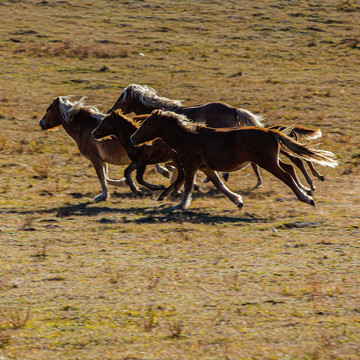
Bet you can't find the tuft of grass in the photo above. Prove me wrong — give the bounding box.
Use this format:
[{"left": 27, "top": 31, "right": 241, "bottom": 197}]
[{"left": 1, "top": 308, "right": 31, "bottom": 330}]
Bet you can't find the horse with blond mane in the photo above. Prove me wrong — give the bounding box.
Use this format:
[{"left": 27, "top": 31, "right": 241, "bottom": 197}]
[{"left": 39, "top": 96, "right": 158, "bottom": 201}]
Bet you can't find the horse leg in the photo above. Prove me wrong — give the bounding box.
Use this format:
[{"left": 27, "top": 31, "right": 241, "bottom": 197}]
[
  {"left": 91, "top": 159, "right": 109, "bottom": 201},
  {"left": 279, "top": 159, "right": 312, "bottom": 194},
  {"left": 124, "top": 162, "right": 142, "bottom": 195},
  {"left": 136, "top": 164, "right": 166, "bottom": 191},
  {"left": 202, "top": 170, "right": 243, "bottom": 208},
  {"left": 171, "top": 168, "right": 196, "bottom": 212},
  {"left": 307, "top": 161, "right": 325, "bottom": 182},
  {"left": 157, "top": 167, "right": 185, "bottom": 201},
  {"left": 284, "top": 154, "right": 315, "bottom": 191},
  {"left": 251, "top": 163, "right": 263, "bottom": 189},
  {"left": 155, "top": 164, "right": 170, "bottom": 178},
  {"left": 259, "top": 159, "right": 314, "bottom": 206},
  {"left": 102, "top": 162, "right": 127, "bottom": 187}
]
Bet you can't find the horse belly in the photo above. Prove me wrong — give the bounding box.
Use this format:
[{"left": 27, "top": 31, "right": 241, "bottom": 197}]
[{"left": 97, "top": 139, "right": 131, "bottom": 165}]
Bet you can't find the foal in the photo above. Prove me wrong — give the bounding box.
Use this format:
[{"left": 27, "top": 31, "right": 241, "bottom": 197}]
[
  {"left": 131, "top": 110, "right": 338, "bottom": 211},
  {"left": 92, "top": 110, "right": 180, "bottom": 195}
]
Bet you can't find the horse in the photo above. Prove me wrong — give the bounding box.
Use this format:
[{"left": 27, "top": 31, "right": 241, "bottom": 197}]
[
  {"left": 107, "top": 84, "right": 325, "bottom": 191},
  {"left": 131, "top": 110, "right": 338, "bottom": 211},
  {"left": 92, "top": 110, "right": 180, "bottom": 195},
  {"left": 39, "top": 96, "right": 158, "bottom": 201}
]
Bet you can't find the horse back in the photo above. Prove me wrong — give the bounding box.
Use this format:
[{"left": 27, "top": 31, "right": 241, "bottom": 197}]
[{"left": 179, "top": 102, "right": 238, "bottom": 128}]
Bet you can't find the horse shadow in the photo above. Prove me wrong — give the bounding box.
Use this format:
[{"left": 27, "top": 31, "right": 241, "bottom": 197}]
[
  {"left": 52, "top": 200, "right": 266, "bottom": 224},
  {"left": 8, "top": 198, "right": 266, "bottom": 225}
]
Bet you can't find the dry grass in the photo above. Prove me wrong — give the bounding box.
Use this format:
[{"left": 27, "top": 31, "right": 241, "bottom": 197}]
[{"left": 0, "top": 0, "right": 359, "bottom": 359}]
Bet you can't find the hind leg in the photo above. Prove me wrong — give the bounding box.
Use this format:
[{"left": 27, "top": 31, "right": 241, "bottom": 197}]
[
  {"left": 279, "top": 160, "right": 312, "bottom": 194},
  {"left": 251, "top": 163, "right": 263, "bottom": 189},
  {"left": 202, "top": 170, "right": 243, "bottom": 208},
  {"left": 285, "top": 155, "right": 315, "bottom": 191},
  {"left": 259, "top": 159, "right": 314, "bottom": 206},
  {"left": 105, "top": 163, "right": 128, "bottom": 187},
  {"left": 307, "top": 161, "right": 325, "bottom": 182}
]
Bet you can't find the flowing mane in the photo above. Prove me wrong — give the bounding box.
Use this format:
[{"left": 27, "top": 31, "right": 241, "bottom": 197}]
[
  {"left": 66, "top": 97, "right": 105, "bottom": 124},
  {"left": 125, "top": 84, "right": 183, "bottom": 111},
  {"left": 114, "top": 110, "right": 141, "bottom": 128},
  {"left": 236, "top": 108, "right": 264, "bottom": 127},
  {"left": 158, "top": 110, "right": 205, "bottom": 133}
]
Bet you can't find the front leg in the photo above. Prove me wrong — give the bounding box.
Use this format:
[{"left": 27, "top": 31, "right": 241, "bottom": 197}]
[
  {"left": 157, "top": 166, "right": 185, "bottom": 201},
  {"left": 124, "top": 162, "right": 142, "bottom": 195},
  {"left": 136, "top": 164, "right": 166, "bottom": 191},
  {"left": 91, "top": 159, "right": 108, "bottom": 201},
  {"left": 171, "top": 168, "right": 197, "bottom": 212}
]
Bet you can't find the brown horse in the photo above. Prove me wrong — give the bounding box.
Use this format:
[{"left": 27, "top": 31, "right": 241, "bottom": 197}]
[
  {"left": 131, "top": 110, "right": 338, "bottom": 211},
  {"left": 92, "top": 110, "right": 180, "bottom": 195},
  {"left": 108, "top": 84, "right": 324, "bottom": 191},
  {"left": 39, "top": 96, "right": 156, "bottom": 201}
]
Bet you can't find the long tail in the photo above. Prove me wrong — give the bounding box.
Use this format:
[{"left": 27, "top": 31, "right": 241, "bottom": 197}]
[
  {"left": 236, "top": 108, "right": 264, "bottom": 127},
  {"left": 269, "top": 124, "right": 322, "bottom": 141},
  {"left": 271, "top": 130, "right": 338, "bottom": 168}
]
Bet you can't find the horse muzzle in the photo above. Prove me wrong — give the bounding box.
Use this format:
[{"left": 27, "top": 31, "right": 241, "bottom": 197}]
[{"left": 39, "top": 118, "right": 46, "bottom": 130}]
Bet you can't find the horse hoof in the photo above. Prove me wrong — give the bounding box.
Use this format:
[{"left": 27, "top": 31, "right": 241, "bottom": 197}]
[
  {"left": 319, "top": 176, "right": 325, "bottom": 182},
  {"left": 309, "top": 199, "right": 315, "bottom": 207},
  {"left": 170, "top": 204, "right": 185, "bottom": 212},
  {"left": 135, "top": 190, "right": 143, "bottom": 197},
  {"left": 222, "top": 173, "right": 229, "bottom": 182},
  {"left": 237, "top": 202, "right": 243, "bottom": 209},
  {"left": 94, "top": 193, "right": 108, "bottom": 202}
]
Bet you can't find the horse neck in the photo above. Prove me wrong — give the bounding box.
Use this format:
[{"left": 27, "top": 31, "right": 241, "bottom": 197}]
[
  {"left": 157, "top": 117, "right": 190, "bottom": 152},
  {"left": 113, "top": 116, "right": 137, "bottom": 149},
  {"left": 60, "top": 110, "right": 94, "bottom": 142},
  {"left": 133, "top": 102, "right": 155, "bottom": 115}
]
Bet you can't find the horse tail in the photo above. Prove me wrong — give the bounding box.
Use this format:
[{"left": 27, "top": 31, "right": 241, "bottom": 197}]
[
  {"left": 271, "top": 130, "right": 338, "bottom": 168},
  {"left": 268, "top": 124, "right": 322, "bottom": 141},
  {"left": 236, "top": 108, "right": 264, "bottom": 127}
]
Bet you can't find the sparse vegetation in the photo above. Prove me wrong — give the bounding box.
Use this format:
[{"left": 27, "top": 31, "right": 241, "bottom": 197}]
[{"left": 0, "top": 0, "right": 359, "bottom": 359}]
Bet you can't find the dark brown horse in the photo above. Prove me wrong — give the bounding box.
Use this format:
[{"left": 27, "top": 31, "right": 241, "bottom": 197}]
[
  {"left": 39, "top": 96, "right": 156, "bottom": 201},
  {"left": 108, "top": 84, "right": 324, "bottom": 191},
  {"left": 131, "top": 110, "right": 338, "bottom": 211},
  {"left": 92, "top": 110, "right": 180, "bottom": 195}
]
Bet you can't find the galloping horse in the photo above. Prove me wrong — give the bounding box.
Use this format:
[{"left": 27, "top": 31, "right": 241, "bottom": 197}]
[
  {"left": 131, "top": 110, "right": 338, "bottom": 211},
  {"left": 108, "top": 84, "right": 325, "bottom": 191},
  {"left": 39, "top": 96, "right": 154, "bottom": 201},
  {"left": 92, "top": 110, "right": 180, "bottom": 195}
]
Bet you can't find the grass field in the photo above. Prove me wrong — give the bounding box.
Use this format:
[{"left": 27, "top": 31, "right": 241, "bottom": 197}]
[{"left": 1, "top": 0, "right": 360, "bottom": 359}]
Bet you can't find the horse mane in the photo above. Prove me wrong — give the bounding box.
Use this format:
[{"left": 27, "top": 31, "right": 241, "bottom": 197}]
[
  {"left": 236, "top": 108, "right": 264, "bottom": 127},
  {"left": 65, "top": 97, "right": 105, "bottom": 125},
  {"left": 157, "top": 110, "right": 205, "bottom": 134},
  {"left": 114, "top": 109, "right": 141, "bottom": 129},
  {"left": 125, "top": 84, "right": 183, "bottom": 111}
]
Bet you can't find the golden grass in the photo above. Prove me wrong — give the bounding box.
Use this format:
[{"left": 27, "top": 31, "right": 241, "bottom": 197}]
[{"left": 0, "top": 0, "right": 359, "bottom": 359}]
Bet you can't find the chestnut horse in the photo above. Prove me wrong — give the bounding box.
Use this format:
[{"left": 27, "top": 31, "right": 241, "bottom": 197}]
[
  {"left": 92, "top": 110, "right": 180, "bottom": 195},
  {"left": 39, "top": 96, "right": 155, "bottom": 201},
  {"left": 131, "top": 110, "right": 338, "bottom": 211},
  {"left": 108, "top": 84, "right": 324, "bottom": 191}
]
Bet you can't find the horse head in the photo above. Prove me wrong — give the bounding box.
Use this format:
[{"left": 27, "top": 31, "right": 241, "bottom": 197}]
[{"left": 39, "top": 97, "right": 62, "bottom": 130}]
